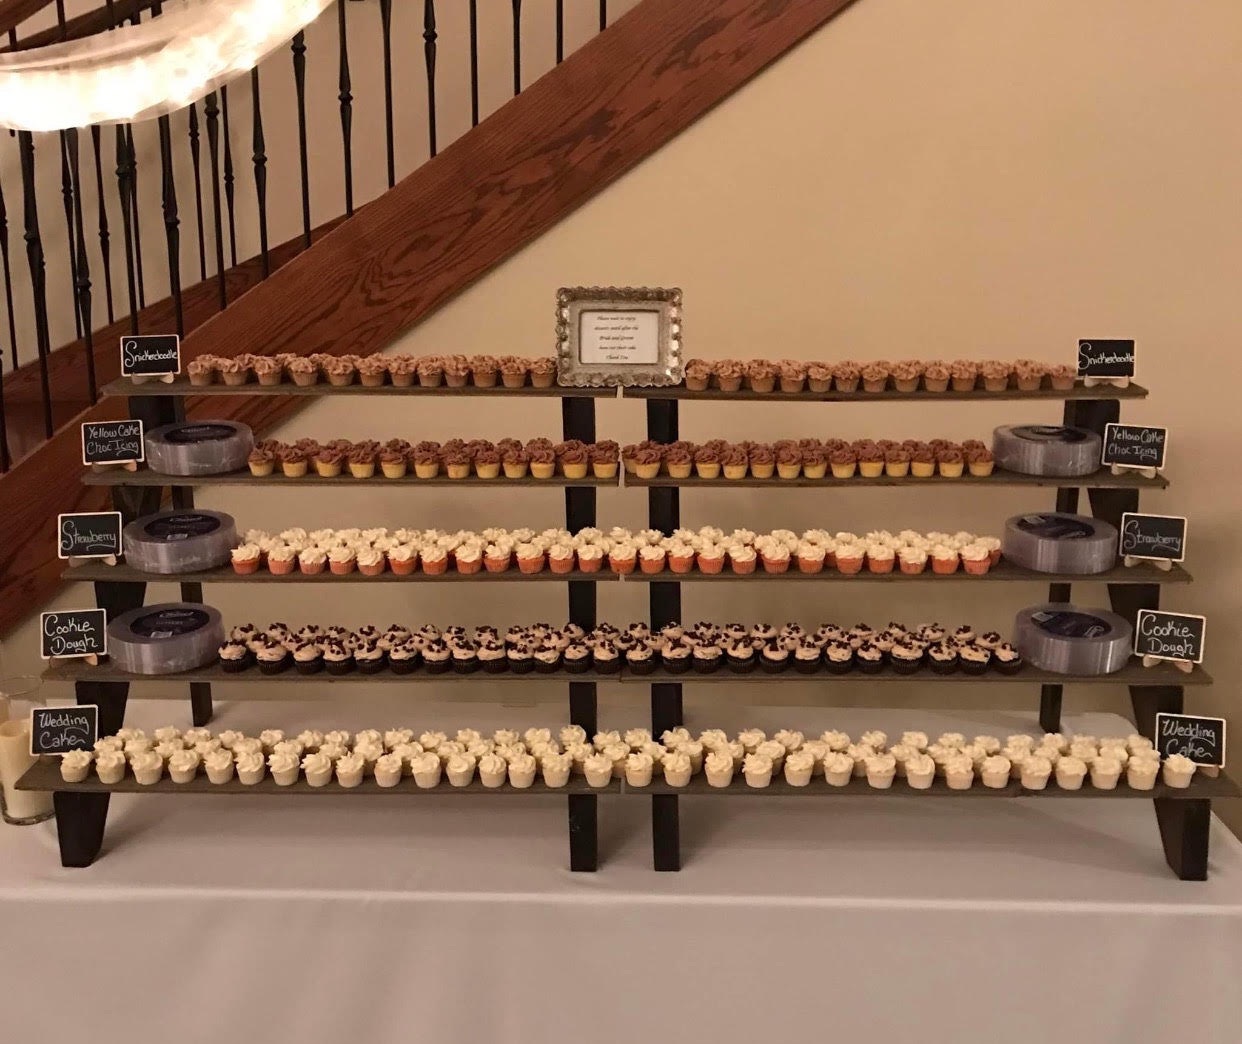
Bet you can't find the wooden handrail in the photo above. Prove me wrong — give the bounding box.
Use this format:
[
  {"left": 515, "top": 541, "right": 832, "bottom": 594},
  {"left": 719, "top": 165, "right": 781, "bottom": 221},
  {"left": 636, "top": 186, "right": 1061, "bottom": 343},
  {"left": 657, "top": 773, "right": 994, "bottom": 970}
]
[
  {"left": 2, "top": 0, "right": 162, "bottom": 51},
  {"left": 0, "top": 0, "right": 57, "bottom": 38},
  {"left": 0, "top": 0, "right": 863, "bottom": 636}
]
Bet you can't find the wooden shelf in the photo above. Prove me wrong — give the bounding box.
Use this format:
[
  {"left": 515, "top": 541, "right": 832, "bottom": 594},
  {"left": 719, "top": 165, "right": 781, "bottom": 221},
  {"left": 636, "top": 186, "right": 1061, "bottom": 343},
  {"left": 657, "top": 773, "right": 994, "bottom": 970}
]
[
  {"left": 623, "top": 382, "right": 1149, "bottom": 403},
  {"left": 83, "top": 469, "right": 618, "bottom": 489},
  {"left": 43, "top": 659, "right": 1209, "bottom": 688},
  {"left": 103, "top": 377, "right": 614, "bottom": 399},
  {"left": 16, "top": 759, "right": 618, "bottom": 796},
  {"left": 59, "top": 561, "right": 1191, "bottom": 586},
  {"left": 623, "top": 772, "right": 1236, "bottom": 799},
  {"left": 628, "top": 470, "right": 1168, "bottom": 491}
]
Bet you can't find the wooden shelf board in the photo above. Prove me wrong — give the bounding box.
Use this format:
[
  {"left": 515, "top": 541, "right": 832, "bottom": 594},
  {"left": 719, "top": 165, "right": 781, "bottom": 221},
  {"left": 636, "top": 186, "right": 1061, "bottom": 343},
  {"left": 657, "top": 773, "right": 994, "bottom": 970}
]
[
  {"left": 628, "top": 471, "right": 1168, "bottom": 491},
  {"left": 42, "top": 660, "right": 1208, "bottom": 688},
  {"left": 102, "top": 378, "right": 614, "bottom": 399},
  {"left": 623, "top": 383, "right": 1149, "bottom": 403},
  {"left": 60, "top": 564, "right": 621, "bottom": 584},
  {"left": 619, "top": 563, "right": 1192, "bottom": 585},
  {"left": 83, "top": 469, "right": 619, "bottom": 488}
]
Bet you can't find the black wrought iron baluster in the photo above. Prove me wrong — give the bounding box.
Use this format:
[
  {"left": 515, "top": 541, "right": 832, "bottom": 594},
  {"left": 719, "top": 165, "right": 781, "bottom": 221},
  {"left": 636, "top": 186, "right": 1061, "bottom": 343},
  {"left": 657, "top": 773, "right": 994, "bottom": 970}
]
[
  {"left": 66, "top": 129, "right": 96, "bottom": 403},
  {"left": 125, "top": 125, "right": 145, "bottom": 308},
  {"left": 378, "top": 0, "right": 394, "bottom": 188},
  {"left": 221, "top": 85, "right": 237, "bottom": 267},
  {"left": 157, "top": 116, "right": 183, "bottom": 336},
  {"left": 338, "top": 1, "right": 354, "bottom": 216},
  {"left": 512, "top": 0, "right": 522, "bottom": 95},
  {"left": 0, "top": 173, "right": 17, "bottom": 371},
  {"left": 114, "top": 127, "right": 139, "bottom": 333},
  {"left": 187, "top": 103, "right": 206, "bottom": 281},
  {"left": 18, "top": 132, "right": 53, "bottom": 438},
  {"left": 467, "top": 0, "right": 477, "bottom": 128},
  {"left": 426, "top": 0, "right": 439, "bottom": 153},
  {"left": 251, "top": 68, "right": 269, "bottom": 278},
  {"left": 291, "top": 33, "right": 311, "bottom": 247},
  {"left": 203, "top": 92, "right": 226, "bottom": 307},
  {"left": 58, "top": 133, "right": 82, "bottom": 338},
  {"left": 556, "top": 0, "right": 564, "bottom": 63},
  {"left": 600, "top": 0, "right": 607, "bottom": 30},
  {"left": 90, "top": 126, "right": 114, "bottom": 324},
  {"left": 0, "top": 357, "right": 9, "bottom": 472}
]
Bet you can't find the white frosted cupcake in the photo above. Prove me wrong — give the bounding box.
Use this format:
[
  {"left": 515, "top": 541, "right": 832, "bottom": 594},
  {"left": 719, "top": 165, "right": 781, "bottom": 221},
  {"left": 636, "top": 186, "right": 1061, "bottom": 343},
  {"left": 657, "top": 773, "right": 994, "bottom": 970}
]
[
  {"left": 865, "top": 752, "right": 897, "bottom": 789},
  {"left": 743, "top": 752, "right": 774, "bottom": 788},
  {"left": 130, "top": 751, "right": 164, "bottom": 786},
  {"left": 900, "top": 730, "right": 929, "bottom": 751},
  {"left": 231, "top": 737, "right": 264, "bottom": 758},
  {"left": 623, "top": 727, "right": 652, "bottom": 750},
  {"left": 335, "top": 753, "right": 365, "bottom": 788},
  {"left": 755, "top": 740, "right": 786, "bottom": 773},
  {"left": 602, "top": 742, "right": 630, "bottom": 779},
  {"left": 905, "top": 752, "right": 935, "bottom": 790},
  {"left": 123, "top": 737, "right": 154, "bottom": 757},
  {"left": 168, "top": 749, "right": 201, "bottom": 784},
  {"left": 181, "top": 727, "right": 211, "bottom": 747},
  {"left": 94, "top": 737, "right": 123, "bottom": 756},
  {"left": 824, "top": 751, "right": 854, "bottom": 787},
  {"left": 374, "top": 753, "right": 404, "bottom": 788},
  {"left": 564, "top": 742, "right": 592, "bottom": 774},
  {"left": 1090, "top": 755, "right": 1122, "bottom": 790},
  {"left": 383, "top": 728, "right": 414, "bottom": 752},
  {"left": 737, "top": 728, "right": 766, "bottom": 753},
  {"left": 674, "top": 739, "right": 704, "bottom": 774},
  {"left": 541, "top": 752, "right": 572, "bottom": 788},
  {"left": 271, "top": 739, "right": 304, "bottom": 760},
  {"left": 419, "top": 729, "right": 449, "bottom": 750},
  {"left": 592, "top": 729, "right": 620, "bottom": 750},
  {"left": 478, "top": 753, "right": 508, "bottom": 788},
  {"left": 1005, "top": 734, "right": 1035, "bottom": 753},
  {"left": 846, "top": 743, "right": 874, "bottom": 778},
  {"left": 944, "top": 754, "right": 974, "bottom": 790},
  {"left": 1055, "top": 755, "right": 1088, "bottom": 790},
  {"left": 153, "top": 739, "right": 183, "bottom": 762},
  {"left": 661, "top": 750, "right": 692, "bottom": 788},
  {"left": 1126, "top": 734, "right": 1156, "bottom": 756},
  {"left": 268, "top": 751, "right": 300, "bottom": 786},
  {"left": 560, "top": 724, "right": 588, "bottom": 748},
  {"left": 1020, "top": 754, "right": 1052, "bottom": 790},
  {"left": 203, "top": 749, "right": 235, "bottom": 784},
  {"left": 408, "top": 752, "right": 441, "bottom": 789},
  {"left": 446, "top": 753, "right": 478, "bottom": 787},
  {"left": 980, "top": 755, "right": 1011, "bottom": 789},
  {"left": 258, "top": 729, "right": 285, "bottom": 754},
  {"left": 820, "top": 730, "right": 851, "bottom": 753},
  {"left": 1162, "top": 754, "right": 1197, "bottom": 789},
  {"left": 859, "top": 729, "right": 887, "bottom": 751},
  {"left": 353, "top": 741, "right": 384, "bottom": 773},
  {"left": 583, "top": 752, "right": 614, "bottom": 788},
  {"left": 323, "top": 729, "right": 351, "bottom": 748},
  {"left": 887, "top": 743, "right": 917, "bottom": 778},
  {"left": 625, "top": 752, "right": 655, "bottom": 787},
  {"left": 152, "top": 725, "right": 183, "bottom": 745},
  {"left": 783, "top": 750, "right": 815, "bottom": 787},
  {"left": 301, "top": 752, "right": 334, "bottom": 787},
  {"left": 704, "top": 750, "right": 735, "bottom": 788},
  {"left": 660, "top": 726, "right": 691, "bottom": 748},
  {"left": 1126, "top": 756, "right": 1159, "bottom": 791},
  {"left": 60, "top": 750, "right": 93, "bottom": 783},
  {"left": 508, "top": 753, "right": 538, "bottom": 789},
  {"left": 95, "top": 750, "right": 126, "bottom": 784},
  {"left": 234, "top": 751, "right": 265, "bottom": 785}
]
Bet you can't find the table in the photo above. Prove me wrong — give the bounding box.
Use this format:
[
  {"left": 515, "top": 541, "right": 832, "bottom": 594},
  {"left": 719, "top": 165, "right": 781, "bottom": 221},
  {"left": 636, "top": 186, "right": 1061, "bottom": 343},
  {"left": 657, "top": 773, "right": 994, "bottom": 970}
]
[{"left": 2, "top": 699, "right": 1240, "bottom": 1044}]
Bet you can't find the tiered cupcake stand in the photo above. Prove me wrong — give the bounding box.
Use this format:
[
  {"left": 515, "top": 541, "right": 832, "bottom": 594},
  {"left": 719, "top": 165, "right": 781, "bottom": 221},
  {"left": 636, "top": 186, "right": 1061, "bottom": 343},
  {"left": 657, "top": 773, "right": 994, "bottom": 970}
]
[{"left": 23, "top": 377, "right": 1233, "bottom": 879}]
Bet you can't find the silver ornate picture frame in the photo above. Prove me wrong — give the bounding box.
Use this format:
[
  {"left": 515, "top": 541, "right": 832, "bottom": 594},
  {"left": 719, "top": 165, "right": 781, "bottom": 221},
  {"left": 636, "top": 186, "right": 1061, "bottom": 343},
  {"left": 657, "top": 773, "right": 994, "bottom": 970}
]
[{"left": 555, "top": 286, "right": 683, "bottom": 388}]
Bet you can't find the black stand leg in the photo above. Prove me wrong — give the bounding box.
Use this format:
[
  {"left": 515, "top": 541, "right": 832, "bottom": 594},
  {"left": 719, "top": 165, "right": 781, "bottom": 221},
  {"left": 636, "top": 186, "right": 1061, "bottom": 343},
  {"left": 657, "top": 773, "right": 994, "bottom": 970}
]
[
  {"left": 1154, "top": 798, "right": 1210, "bottom": 881},
  {"left": 563, "top": 397, "right": 598, "bottom": 872},
  {"left": 647, "top": 399, "right": 682, "bottom": 870},
  {"left": 54, "top": 680, "right": 129, "bottom": 868},
  {"left": 1039, "top": 686, "right": 1063, "bottom": 734}
]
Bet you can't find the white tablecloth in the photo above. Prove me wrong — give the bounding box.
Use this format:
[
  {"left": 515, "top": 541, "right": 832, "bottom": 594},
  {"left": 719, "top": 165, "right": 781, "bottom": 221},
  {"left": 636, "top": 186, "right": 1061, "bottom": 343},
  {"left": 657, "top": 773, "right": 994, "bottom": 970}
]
[{"left": 2, "top": 700, "right": 1240, "bottom": 1044}]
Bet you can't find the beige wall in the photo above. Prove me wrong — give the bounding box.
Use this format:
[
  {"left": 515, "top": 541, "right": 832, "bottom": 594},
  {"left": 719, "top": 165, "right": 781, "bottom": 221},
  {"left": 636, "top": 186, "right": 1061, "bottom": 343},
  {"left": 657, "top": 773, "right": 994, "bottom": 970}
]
[{"left": 6, "top": 0, "right": 1241, "bottom": 822}]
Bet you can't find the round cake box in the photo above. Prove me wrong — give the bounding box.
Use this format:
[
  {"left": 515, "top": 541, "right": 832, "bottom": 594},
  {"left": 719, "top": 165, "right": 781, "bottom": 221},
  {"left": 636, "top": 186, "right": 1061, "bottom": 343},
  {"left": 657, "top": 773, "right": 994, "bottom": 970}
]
[
  {"left": 144, "top": 420, "right": 253, "bottom": 476},
  {"left": 1001, "top": 512, "right": 1117, "bottom": 575},
  {"left": 108, "top": 603, "right": 225, "bottom": 675},
  {"left": 123, "top": 510, "right": 238, "bottom": 574},
  {"left": 992, "top": 424, "right": 1101, "bottom": 477},
  {"left": 1013, "top": 604, "right": 1132, "bottom": 675}
]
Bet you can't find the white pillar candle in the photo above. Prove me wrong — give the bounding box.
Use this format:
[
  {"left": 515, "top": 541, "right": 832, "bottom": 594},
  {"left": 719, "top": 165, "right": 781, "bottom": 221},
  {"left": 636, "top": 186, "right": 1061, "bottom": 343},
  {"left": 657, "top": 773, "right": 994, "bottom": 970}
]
[{"left": 0, "top": 719, "right": 54, "bottom": 824}]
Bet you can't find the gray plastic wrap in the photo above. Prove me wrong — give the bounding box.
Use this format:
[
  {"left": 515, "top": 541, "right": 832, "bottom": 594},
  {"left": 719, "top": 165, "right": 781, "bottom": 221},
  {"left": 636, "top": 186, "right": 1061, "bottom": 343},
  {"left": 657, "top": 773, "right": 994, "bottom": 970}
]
[{"left": 1014, "top": 604, "right": 1132, "bottom": 676}]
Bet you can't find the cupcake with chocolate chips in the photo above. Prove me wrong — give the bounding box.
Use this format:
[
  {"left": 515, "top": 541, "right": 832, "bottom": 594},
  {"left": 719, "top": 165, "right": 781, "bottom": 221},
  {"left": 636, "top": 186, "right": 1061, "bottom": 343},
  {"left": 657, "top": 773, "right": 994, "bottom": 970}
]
[
  {"left": 592, "top": 641, "right": 621, "bottom": 675},
  {"left": 693, "top": 641, "right": 724, "bottom": 674},
  {"left": 726, "top": 640, "right": 757, "bottom": 674},
  {"left": 626, "top": 641, "right": 657, "bottom": 676},
  {"left": 992, "top": 642, "right": 1022, "bottom": 675},
  {"left": 563, "top": 642, "right": 593, "bottom": 675},
  {"left": 292, "top": 641, "right": 323, "bottom": 675},
  {"left": 355, "top": 640, "right": 387, "bottom": 675},
  {"left": 760, "top": 642, "right": 790, "bottom": 673},
  {"left": 927, "top": 643, "right": 958, "bottom": 674},
  {"left": 218, "top": 640, "right": 251, "bottom": 673},
  {"left": 959, "top": 644, "right": 991, "bottom": 676},
  {"left": 824, "top": 641, "right": 855, "bottom": 674},
  {"left": 323, "top": 642, "right": 354, "bottom": 676},
  {"left": 793, "top": 639, "right": 822, "bottom": 675},
  {"left": 478, "top": 640, "right": 507, "bottom": 674},
  {"left": 506, "top": 643, "right": 534, "bottom": 674},
  {"left": 389, "top": 640, "right": 422, "bottom": 675},
  {"left": 889, "top": 641, "right": 924, "bottom": 675},
  {"left": 451, "top": 640, "right": 480, "bottom": 674},
  {"left": 423, "top": 640, "right": 451, "bottom": 675},
  {"left": 855, "top": 642, "right": 884, "bottom": 675}
]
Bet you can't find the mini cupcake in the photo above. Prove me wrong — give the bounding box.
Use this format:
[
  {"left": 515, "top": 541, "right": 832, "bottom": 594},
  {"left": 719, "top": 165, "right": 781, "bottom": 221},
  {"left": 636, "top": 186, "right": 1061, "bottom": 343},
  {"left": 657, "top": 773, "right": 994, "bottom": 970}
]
[
  {"left": 354, "top": 641, "right": 387, "bottom": 675},
  {"left": 692, "top": 642, "right": 724, "bottom": 674},
  {"left": 421, "top": 640, "right": 450, "bottom": 674},
  {"left": 592, "top": 641, "right": 621, "bottom": 675},
  {"left": 823, "top": 641, "right": 855, "bottom": 674},
  {"left": 725, "top": 640, "right": 757, "bottom": 673},
  {"left": 889, "top": 642, "right": 924, "bottom": 675},
  {"left": 926, "top": 643, "right": 958, "bottom": 674},
  {"left": 448, "top": 641, "right": 479, "bottom": 674},
  {"left": 759, "top": 642, "right": 790, "bottom": 673},
  {"left": 389, "top": 641, "right": 422, "bottom": 674},
  {"left": 793, "top": 640, "right": 822, "bottom": 675},
  {"left": 292, "top": 641, "right": 323, "bottom": 675},
  {"left": 992, "top": 643, "right": 1022, "bottom": 675},
  {"left": 958, "top": 645, "right": 991, "bottom": 675},
  {"left": 661, "top": 642, "right": 692, "bottom": 674},
  {"left": 625, "top": 642, "right": 656, "bottom": 675},
  {"left": 218, "top": 640, "right": 251, "bottom": 672},
  {"left": 255, "top": 640, "right": 290, "bottom": 675},
  {"left": 477, "top": 640, "right": 506, "bottom": 674},
  {"left": 533, "top": 644, "right": 563, "bottom": 674},
  {"left": 855, "top": 642, "right": 884, "bottom": 674},
  {"left": 506, "top": 644, "right": 534, "bottom": 674}
]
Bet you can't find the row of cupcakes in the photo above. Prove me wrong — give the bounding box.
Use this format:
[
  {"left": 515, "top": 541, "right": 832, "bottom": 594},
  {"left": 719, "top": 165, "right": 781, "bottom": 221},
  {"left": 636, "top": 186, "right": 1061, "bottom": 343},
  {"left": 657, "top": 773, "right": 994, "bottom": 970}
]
[
  {"left": 216, "top": 619, "right": 1021, "bottom": 677},
  {"left": 230, "top": 526, "right": 1003, "bottom": 578},
  {"left": 623, "top": 438, "right": 994, "bottom": 480},
  {"left": 246, "top": 437, "right": 619, "bottom": 481},
  {"left": 62, "top": 725, "right": 1197, "bottom": 792},
  {"left": 682, "top": 358, "right": 1077, "bottom": 394},
  {"left": 184, "top": 353, "right": 558, "bottom": 389}
]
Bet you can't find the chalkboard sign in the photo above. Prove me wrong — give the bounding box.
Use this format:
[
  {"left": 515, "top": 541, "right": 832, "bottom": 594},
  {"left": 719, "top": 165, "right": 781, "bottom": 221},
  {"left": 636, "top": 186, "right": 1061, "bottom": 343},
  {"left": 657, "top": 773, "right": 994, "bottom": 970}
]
[
  {"left": 120, "top": 334, "right": 180, "bottom": 377},
  {"left": 30, "top": 705, "right": 99, "bottom": 756},
  {"left": 1135, "top": 609, "right": 1205, "bottom": 664},
  {"left": 57, "top": 511, "right": 123, "bottom": 560},
  {"left": 1155, "top": 712, "right": 1225, "bottom": 768},
  {"left": 40, "top": 609, "right": 108, "bottom": 660},
  {"left": 81, "top": 419, "right": 144, "bottom": 466},
  {"left": 1102, "top": 423, "right": 1167, "bottom": 471},
  {"left": 1119, "top": 512, "right": 1186, "bottom": 563},
  {"left": 1077, "top": 339, "right": 1135, "bottom": 378}
]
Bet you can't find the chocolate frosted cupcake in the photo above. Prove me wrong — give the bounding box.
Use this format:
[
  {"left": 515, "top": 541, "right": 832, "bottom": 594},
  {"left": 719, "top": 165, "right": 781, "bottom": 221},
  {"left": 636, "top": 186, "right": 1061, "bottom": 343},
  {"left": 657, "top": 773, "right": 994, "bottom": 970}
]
[
  {"left": 323, "top": 642, "right": 354, "bottom": 675},
  {"left": 478, "top": 640, "right": 507, "bottom": 674},
  {"left": 626, "top": 642, "right": 657, "bottom": 675},
  {"left": 693, "top": 642, "right": 724, "bottom": 674},
  {"left": 389, "top": 641, "right": 422, "bottom": 675},
  {"left": 890, "top": 642, "right": 924, "bottom": 675},
  {"left": 661, "top": 641, "right": 692, "bottom": 674},
  {"left": 507, "top": 643, "right": 534, "bottom": 674},
  {"left": 992, "top": 642, "right": 1022, "bottom": 675},
  {"left": 824, "top": 641, "right": 855, "bottom": 675},
  {"left": 451, "top": 641, "right": 480, "bottom": 674},
  {"left": 218, "top": 640, "right": 251, "bottom": 673},
  {"left": 355, "top": 641, "right": 387, "bottom": 675},
  {"left": 726, "top": 640, "right": 757, "bottom": 673},
  {"left": 927, "top": 643, "right": 958, "bottom": 674},
  {"left": 592, "top": 641, "right": 621, "bottom": 675},
  {"left": 423, "top": 640, "right": 451, "bottom": 674},
  {"left": 793, "top": 640, "right": 823, "bottom": 675},
  {"left": 292, "top": 641, "right": 323, "bottom": 675},
  {"left": 959, "top": 644, "right": 991, "bottom": 676},
  {"left": 564, "top": 642, "right": 593, "bottom": 674},
  {"left": 760, "top": 642, "right": 790, "bottom": 673},
  {"left": 855, "top": 642, "right": 884, "bottom": 675}
]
